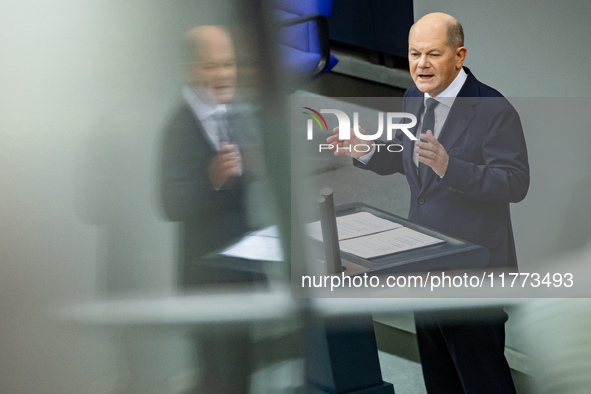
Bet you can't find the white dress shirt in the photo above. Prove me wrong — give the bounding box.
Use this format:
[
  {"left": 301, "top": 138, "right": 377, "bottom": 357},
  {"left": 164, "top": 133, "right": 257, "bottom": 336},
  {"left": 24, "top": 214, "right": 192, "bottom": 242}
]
[{"left": 183, "top": 85, "right": 229, "bottom": 150}]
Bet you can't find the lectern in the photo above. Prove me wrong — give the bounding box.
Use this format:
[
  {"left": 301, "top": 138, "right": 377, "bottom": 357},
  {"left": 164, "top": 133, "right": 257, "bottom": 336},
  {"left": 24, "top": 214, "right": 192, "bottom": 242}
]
[
  {"left": 306, "top": 188, "right": 489, "bottom": 393},
  {"left": 307, "top": 188, "right": 395, "bottom": 394}
]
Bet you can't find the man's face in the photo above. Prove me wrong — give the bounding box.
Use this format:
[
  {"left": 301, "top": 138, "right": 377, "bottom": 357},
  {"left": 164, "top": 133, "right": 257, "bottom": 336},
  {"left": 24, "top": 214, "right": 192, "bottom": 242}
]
[
  {"left": 408, "top": 23, "right": 465, "bottom": 97},
  {"left": 191, "top": 34, "right": 237, "bottom": 104}
]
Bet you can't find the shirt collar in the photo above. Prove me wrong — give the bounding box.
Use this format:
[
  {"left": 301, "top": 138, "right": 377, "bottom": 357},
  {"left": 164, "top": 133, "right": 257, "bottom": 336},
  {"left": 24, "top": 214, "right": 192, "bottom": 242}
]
[
  {"left": 182, "top": 85, "right": 227, "bottom": 122},
  {"left": 424, "top": 67, "right": 468, "bottom": 107}
]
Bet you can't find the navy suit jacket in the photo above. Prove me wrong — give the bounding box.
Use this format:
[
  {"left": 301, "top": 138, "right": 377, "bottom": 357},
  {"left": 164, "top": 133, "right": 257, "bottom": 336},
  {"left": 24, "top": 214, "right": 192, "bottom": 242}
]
[{"left": 355, "top": 68, "right": 529, "bottom": 269}]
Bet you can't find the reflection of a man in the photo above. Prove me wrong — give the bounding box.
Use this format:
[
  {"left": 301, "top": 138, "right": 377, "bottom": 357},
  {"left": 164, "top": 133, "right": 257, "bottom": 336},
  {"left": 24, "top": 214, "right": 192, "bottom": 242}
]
[
  {"left": 160, "top": 25, "right": 253, "bottom": 286},
  {"left": 159, "top": 26, "right": 257, "bottom": 393}
]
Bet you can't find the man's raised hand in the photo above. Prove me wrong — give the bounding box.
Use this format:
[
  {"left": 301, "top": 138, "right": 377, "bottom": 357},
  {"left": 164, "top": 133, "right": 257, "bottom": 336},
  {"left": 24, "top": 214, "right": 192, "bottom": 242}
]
[{"left": 326, "top": 126, "right": 370, "bottom": 159}]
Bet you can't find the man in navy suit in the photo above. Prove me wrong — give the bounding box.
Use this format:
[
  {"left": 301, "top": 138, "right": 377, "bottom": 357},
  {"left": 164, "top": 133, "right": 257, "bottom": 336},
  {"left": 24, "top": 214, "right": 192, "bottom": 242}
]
[
  {"left": 160, "top": 26, "right": 252, "bottom": 286},
  {"left": 328, "top": 12, "right": 529, "bottom": 394}
]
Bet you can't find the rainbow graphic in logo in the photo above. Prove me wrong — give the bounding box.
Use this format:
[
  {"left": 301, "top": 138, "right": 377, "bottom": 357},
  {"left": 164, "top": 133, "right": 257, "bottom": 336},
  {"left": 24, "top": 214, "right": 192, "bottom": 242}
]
[{"left": 302, "top": 107, "right": 328, "bottom": 139}]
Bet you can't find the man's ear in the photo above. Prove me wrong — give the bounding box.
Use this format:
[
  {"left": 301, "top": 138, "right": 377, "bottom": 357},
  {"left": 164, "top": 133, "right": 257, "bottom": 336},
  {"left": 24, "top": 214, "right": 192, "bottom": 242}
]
[{"left": 456, "top": 47, "right": 467, "bottom": 69}]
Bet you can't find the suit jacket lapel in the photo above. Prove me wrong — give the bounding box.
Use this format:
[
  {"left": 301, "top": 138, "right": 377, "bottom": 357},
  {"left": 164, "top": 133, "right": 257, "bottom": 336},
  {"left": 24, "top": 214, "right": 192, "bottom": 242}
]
[
  {"left": 437, "top": 97, "right": 478, "bottom": 153},
  {"left": 437, "top": 68, "right": 481, "bottom": 152},
  {"left": 417, "top": 99, "right": 478, "bottom": 194}
]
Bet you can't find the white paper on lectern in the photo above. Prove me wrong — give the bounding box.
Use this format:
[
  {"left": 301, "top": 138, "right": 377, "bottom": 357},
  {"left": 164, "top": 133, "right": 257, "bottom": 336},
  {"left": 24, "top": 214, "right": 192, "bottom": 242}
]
[
  {"left": 220, "top": 226, "right": 283, "bottom": 261},
  {"left": 251, "top": 225, "right": 279, "bottom": 238},
  {"left": 306, "top": 211, "right": 402, "bottom": 241},
  {"left": 339, "top": 227, "right": 445, "bottom": 259}
]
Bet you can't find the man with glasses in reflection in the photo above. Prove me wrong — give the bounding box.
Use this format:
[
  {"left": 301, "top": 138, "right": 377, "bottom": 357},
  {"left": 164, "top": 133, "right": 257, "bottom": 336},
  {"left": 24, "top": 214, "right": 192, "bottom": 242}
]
[{"left": 160, "top": 25, "right": 258, "bottom": 393}]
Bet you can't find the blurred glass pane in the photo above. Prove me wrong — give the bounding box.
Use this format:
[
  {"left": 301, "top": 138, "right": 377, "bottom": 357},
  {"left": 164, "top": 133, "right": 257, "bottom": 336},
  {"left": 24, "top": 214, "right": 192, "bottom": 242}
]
[{"left": 0, "top": 1, "right": 298, "bottom": 393}]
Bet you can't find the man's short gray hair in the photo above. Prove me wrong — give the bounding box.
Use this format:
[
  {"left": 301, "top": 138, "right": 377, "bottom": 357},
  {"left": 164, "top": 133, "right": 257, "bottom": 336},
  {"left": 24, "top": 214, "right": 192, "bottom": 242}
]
[
  {"left": 446, "top": 20, "right": 464, "bottom": 49},
  {"left": 408, "top": 17, "right": 464, "bottom": 49}
]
